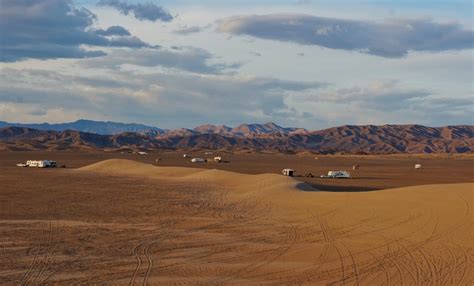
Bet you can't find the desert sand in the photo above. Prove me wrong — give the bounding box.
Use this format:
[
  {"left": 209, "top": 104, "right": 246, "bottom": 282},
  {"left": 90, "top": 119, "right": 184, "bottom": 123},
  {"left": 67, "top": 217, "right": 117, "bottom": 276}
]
[{"left": 0, "top": 158, "right": 472, "bottom": 285}]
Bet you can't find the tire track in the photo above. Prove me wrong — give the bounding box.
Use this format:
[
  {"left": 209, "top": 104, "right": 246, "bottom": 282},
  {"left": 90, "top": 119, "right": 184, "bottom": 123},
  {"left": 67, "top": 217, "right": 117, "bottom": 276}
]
[
  {"left": 341, "top": 242, "right": 360, "bottom": 286},
  {"left": 19, "top": 206, "right": 57, "bottom": 285},
  {"left": 129, "top": 240, "right": 147, "bottom": 286},
  {"left": 141, "top": 219, "right": 177, "bottom": 286}
]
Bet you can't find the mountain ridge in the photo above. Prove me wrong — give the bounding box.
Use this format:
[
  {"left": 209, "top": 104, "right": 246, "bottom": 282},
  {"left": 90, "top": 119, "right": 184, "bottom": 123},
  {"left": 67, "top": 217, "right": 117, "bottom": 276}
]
[
  {"left": 0, "top": 119, "right": 166, "bottom": 136},
  {"left": 0, "top": 120, "right": 306, "bottom": 137},
  {"left": 1, "top": 124, "right": 472, "bottom": 154}
]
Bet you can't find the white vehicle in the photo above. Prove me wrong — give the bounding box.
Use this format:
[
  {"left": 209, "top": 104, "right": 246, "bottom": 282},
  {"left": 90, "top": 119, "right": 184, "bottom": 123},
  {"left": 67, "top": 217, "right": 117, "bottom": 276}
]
[
  {"left": 26, "top": 160, "right": 57, "bottom": 168},
  {"left": 320, "top": 171, "right": 351, "bottom": 179},
  {"left": 204, "top": 151, "right": 214, "bottom": 155},
  {"left": 282, "top": 168, "right": 295, "bottom": 177},
  {"left": 415, "top": 164, "right": 422, "bottom": 169},
  {"left": 191, "top": 158, "right": 205, "bottom": 163},
  {"left": 137, "top": 151, "right": 148, "bottom": 155},
  {"left": 183, "top": 154, "right": 189, "bottom": 158},
  {"left": 26, "top": 160, "right": 39, "bottom": 167},
  {"left": 16, "top": 163, "right": 27, "bottom": 167},
  {"left": 214, "top": 156, "right": 223, "bottom": 163}
]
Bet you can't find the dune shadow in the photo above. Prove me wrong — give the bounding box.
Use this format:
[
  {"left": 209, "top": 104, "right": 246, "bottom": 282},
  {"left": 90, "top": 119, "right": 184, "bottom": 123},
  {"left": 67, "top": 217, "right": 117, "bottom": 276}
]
[
  {"left": 299, "top": 182, "right": 380, "bottom": 193},
  {"left": 344, "top": 177, "right": 385, "bottom": 180},
  {"left": 294, "top": 176, "right": 386, "bottom": 180}
]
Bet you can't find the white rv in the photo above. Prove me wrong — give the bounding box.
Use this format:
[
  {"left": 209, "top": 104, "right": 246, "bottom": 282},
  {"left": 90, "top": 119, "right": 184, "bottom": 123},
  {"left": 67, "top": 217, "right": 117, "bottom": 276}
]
[
  {"left": 191, "top": 158, "right": 205, "bottom": 163},
  {"left": 26, "top": 160, "right": 57, "bottom": 168},
  {"left": 320, "top": 171, "right": 351, "bottom": 179},
  {"left": 282, "top": 169, "right": 295, "bottom": 177}
]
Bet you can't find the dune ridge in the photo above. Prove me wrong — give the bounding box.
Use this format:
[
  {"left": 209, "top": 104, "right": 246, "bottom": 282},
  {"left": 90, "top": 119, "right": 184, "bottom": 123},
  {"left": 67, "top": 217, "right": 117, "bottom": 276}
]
[
  {"left": 78, "top": 159, "right": 474, "bottom": 214},
  {"left": 78, "top": 159, "right": 311, "bottom": 196},
  {"left": 79, "top": 159, "right": 473, "bottom": 194}
]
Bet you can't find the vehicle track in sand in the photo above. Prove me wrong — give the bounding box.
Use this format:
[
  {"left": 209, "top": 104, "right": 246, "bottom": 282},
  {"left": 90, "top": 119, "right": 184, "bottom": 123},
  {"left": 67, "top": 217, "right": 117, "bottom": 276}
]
[
  {"left": 263, "top": 207, "right": 437, "bottom": 285},
  {"left": 18, "top": 207, "right": 61, "bottom": 286},
  {"left": 2, "top": 161, "right": 472, "bottom": 285},
  {"left": 333, "top": 196, "right": 471, "bottom": 286},
  {"left": 153, "top": 200, "right": 276, "bottom": 280},
  {"left": 128, "top": 211, "right": 178, "bottom": 286},
  {"left": 266, "top": 210, "right": 389, "bottom": 285},
  {"left": 324, "top": 210, "right": 436, "bottom": 286}
]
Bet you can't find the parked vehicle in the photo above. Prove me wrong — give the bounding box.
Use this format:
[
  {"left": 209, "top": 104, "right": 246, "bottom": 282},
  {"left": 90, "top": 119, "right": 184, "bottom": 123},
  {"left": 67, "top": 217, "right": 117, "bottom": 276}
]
[
  {"left": 282, "top": 168, "right": 295, "bottom": 177},
  {"left": 320, "top": 171, "right": 351, "bottom": 179},
  {"left": 25, "top": 160, "right": 57, "bottom": 168}
]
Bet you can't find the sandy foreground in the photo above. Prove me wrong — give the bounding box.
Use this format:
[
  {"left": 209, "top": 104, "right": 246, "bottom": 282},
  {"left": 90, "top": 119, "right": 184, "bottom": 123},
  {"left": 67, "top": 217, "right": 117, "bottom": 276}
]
[{"left": 0, "top": 159, "right": 473, "bottom": 285}]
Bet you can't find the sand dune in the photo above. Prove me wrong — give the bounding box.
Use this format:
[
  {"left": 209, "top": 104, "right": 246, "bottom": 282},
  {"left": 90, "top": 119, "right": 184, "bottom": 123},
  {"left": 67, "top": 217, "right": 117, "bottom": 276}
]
[
  {"left": 79, "top": 159, "right": 309, "bottom": 195},
  {"left": 1, "top": 159, "right": 472, "bottom": 285},
  {"left": 78, "top": 159, "right": 474, "bottom": 283}
]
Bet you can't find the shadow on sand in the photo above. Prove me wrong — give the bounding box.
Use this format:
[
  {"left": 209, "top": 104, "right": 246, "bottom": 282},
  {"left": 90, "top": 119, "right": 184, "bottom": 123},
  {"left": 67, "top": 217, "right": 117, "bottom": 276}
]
[{"left": 297, "top": 182, "right": 380, "bottom": 193}]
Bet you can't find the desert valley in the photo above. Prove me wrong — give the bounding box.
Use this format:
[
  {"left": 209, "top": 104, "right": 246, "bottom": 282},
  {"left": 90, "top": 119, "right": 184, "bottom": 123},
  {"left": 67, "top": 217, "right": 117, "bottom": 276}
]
[
  {"left": 1, "top": 0, "right": 473, "bottom": 284},
  {"left": 0, "top": 122, "right": 473, "bottom": 285}
]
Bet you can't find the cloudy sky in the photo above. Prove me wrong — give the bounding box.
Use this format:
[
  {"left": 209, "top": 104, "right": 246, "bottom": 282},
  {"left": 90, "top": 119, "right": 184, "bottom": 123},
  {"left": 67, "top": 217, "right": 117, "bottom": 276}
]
[{"left": 0, "top": 0, "right": 472, "bottom": 129}]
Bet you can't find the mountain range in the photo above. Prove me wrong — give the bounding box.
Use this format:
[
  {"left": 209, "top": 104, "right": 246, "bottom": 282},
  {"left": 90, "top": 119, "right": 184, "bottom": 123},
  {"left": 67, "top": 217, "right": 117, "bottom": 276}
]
[
  {"left": 0, "top": 119, "right": 166, "bottom": 136},
  {"left": 1, "top": 120, "right": 473, "bottom": 154},
  {"left": 0, "top": 120, "right": 306, "bottom": 137}
]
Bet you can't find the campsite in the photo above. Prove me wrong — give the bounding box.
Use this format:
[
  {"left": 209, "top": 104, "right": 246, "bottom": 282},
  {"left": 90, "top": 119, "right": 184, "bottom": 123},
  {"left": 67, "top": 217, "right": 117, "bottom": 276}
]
[
  {"left": 1, "top": 0, "right": 472, "bottom": 284},
  {"left": 0, "top": 150, "right": 472, "bottom": 284}
]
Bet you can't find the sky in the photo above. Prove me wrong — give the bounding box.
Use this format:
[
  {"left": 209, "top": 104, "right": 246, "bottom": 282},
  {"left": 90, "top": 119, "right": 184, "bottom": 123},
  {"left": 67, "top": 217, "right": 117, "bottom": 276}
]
[{"left": 0, "top": 0, "right": 472, "bottom": 129}]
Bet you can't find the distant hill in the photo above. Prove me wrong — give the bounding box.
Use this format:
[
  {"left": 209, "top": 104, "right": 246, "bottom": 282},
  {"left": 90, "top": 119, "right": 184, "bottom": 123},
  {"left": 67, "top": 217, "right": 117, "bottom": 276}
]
[
  {"left": 0, "top": 120, "right": 306, "bottom": 137},
  {"left": 1, "top": 124, "right": 472, "bottom": 154},
  {"left": 297, "top": 124, "right": 474, "bottom": 154},
  {"left": 0, "top": 119, "right": 166, "bottom": 136},
  {"left": 192, "top": 122, "right": 308, "bottom": 137},
  {"left": 0, "top": 119, "right": 308, "bottom": 137},
  {"left": 0, "top": 127, "right": 168, "bottom": 151}
]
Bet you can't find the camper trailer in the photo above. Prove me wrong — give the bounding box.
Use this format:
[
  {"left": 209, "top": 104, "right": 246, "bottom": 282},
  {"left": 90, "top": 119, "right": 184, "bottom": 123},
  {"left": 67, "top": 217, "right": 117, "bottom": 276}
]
[
  {"left": 321, "top": 171, "right": 351, "bottom": 179},
  {"left": 282, "top": 169, "right": 295, "bottom": 177},
  {"left": 191, "top": 158, "right": 205, "bottom": 163},
  {"left": 26, "top": 160, "right": 57, "bottom": 168}
]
